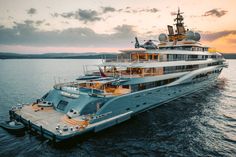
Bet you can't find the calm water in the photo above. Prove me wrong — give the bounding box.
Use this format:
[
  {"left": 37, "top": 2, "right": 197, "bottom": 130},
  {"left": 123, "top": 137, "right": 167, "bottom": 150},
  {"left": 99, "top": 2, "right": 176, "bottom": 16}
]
[{"left": 0, "top": 59, "right": 235, "bottom": 157}]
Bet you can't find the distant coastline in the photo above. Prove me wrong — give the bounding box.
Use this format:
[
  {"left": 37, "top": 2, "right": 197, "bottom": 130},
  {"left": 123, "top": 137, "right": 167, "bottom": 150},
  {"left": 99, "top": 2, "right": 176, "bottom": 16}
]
[
  {"left": 0, "top": 52, "right": 236, "bottom": 59},
  {"left": 221, "top": 53, "right": 236, "bottom": 59},
  {"left": 0, "top": 52, "right": 116, "bottom": 59}
]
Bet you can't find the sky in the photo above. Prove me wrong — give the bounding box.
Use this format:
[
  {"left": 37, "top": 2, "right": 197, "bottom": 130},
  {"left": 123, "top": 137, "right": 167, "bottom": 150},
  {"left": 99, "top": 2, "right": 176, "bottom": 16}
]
[{"left": 0, "top": 0, "right": 236, "bottom": 54}]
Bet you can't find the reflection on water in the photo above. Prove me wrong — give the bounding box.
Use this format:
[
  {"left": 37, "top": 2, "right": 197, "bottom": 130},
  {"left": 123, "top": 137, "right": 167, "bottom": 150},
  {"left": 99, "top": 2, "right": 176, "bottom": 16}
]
[{"left": 0, "top": 59, "right": 235, "bottom": 156}]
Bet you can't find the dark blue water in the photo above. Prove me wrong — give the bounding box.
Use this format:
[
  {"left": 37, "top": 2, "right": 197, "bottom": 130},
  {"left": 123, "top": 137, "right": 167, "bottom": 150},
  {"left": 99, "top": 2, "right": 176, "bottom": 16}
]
[{"left": 0, "top": 59, "right": 235, "bottom": 157}]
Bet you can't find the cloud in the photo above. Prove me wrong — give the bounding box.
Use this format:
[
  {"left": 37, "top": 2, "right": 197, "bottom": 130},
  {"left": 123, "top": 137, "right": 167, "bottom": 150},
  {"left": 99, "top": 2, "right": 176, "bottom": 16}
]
[
  {"left": 170, "top": 12, "right": 177, "bottom": 16},
  {"left": 101, "top": 7, "right": 116, "bottom": 13},
  {"left": 78, "top": 9, "right": 101, "bottom": 23},
  {"left": 227, "top": 38, "right": 236, "bottom": 44},
  {"left": 20, "top": 20, "right": 45, "bottom": 27},
  {"left": 203, "top": 8, "right": 227, "bottom": 17},
  {"left": 202, "top": 30, "right": 236, "bottom": 41},
  {"left": 52, "top": 7, "right": 160, "bottom": 22},
  {"left": 8, "top": 16, "right": 14, "bottom": 19},
  {"left": 53, "top": 9, "right": 101, "bottom": 23},
  {"left": 24, "top": 20, "right": 34, "bottom": 25},
  {"left": 141, "top": 8, "right": 159, "bottom": 13},
  {"left": 202, "top": 33, "right": 236, "bottom": 53},
  {"left": 51, "top": 13, "right": 59, "bottom": 17},
  {"left": 60, "top": 12, "right": 75, "bottom": 18},
  {"left": 113, "top": 25, "right": 136, "bottom": 38},
  {"left": 123, "top": 7, "right": 159, "bottom": 13},
  {"left": 35, "top": 20, "right": 45, "bottom": 26},
  {"left": 0, "top": 22, "right": 137, "bottom": 47},
  {"left": 27, "top": 8, "right": 37, "bottom": 15}
]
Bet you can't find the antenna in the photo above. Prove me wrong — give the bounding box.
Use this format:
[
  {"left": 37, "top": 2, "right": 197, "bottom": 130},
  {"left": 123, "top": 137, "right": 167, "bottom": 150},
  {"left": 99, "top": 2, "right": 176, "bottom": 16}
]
[{"left": 135, "top": 37, "right": 140, "bottom": 48}]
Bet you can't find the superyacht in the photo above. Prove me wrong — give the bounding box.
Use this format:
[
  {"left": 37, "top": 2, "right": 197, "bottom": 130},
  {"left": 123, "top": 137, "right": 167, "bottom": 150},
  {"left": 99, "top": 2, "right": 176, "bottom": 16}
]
[{"left": 8, "top": 9, "right": 227, "bottom": 142}]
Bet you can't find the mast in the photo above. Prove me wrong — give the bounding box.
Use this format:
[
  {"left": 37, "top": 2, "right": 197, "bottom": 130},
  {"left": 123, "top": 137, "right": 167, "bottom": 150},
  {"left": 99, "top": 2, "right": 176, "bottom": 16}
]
[
  {"left": 167, "top": 8, "right": 186, "bottom": 42},
  {"left": 174, "top": 8, "right": 186, "bottom": 35}
]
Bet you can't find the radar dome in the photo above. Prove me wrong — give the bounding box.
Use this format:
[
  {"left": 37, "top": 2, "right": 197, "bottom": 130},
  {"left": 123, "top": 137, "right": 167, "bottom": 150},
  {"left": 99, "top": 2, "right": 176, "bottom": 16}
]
[
  {"left": 159, "top": 33, "right": 168, "bottom": 42},
  {"left": 186, "top": 31, "right": 194, "bottom": 40},
  {"left": 194, "top": 32, "right": 201, "bottom": 41}
]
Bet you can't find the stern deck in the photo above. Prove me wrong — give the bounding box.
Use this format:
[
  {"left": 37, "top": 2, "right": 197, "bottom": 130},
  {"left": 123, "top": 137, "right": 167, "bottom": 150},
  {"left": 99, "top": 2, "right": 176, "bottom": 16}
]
[
  {"left": 12, "top": 104, "right": 91, "bottom": 141},
  {"left": 11, "top": 104, "right": 133, "bottom": 142}
]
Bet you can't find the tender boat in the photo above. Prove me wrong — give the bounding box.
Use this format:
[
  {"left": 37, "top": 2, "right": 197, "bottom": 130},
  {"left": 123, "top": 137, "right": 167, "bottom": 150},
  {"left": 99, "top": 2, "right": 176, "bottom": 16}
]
[
  {"left": 0, "top": 120, "right": 25, "bottom": 132},
  {"left": 8, "top": 9, "right": 227, "bottom": 142}
]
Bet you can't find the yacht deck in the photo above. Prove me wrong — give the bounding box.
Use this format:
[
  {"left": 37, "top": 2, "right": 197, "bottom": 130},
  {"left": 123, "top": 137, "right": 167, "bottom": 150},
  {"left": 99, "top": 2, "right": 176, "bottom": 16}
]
[{"left": 14, "top": 104, "right": 90, "bottom": 136}]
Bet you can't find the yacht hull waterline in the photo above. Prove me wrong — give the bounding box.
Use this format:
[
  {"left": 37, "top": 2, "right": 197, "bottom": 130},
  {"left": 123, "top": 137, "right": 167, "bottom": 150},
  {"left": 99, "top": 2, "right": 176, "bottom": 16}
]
[{"left": 7, "top": 9, "right": 227, "bottom": 142}]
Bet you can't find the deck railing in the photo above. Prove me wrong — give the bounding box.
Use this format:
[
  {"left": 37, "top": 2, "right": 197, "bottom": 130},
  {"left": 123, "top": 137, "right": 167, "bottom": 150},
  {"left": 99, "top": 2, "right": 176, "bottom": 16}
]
[{"left": 104, "top": 57, "right": 222, "bottom": 63}]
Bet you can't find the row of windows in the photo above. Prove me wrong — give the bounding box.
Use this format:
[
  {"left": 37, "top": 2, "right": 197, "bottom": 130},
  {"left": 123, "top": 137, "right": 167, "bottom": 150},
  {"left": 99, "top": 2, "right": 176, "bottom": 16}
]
[
  {"left": 93, "top": 111, "right": 112, "bottom": 120},
  {"left": 163, "top": 60, "right": 223, "bottom": 75},
  {"left": 131, "top": 78, "right": 178, "bottom": 92},
  {"left": 160, "top": 54, "right": 222, "bottom": 62},
  {"left": 131, "top": 61, "right": 223, "bottom": 92},
  {"left": 126, "top": 88, "right": 186, "bottom": 111},
  {"left": 126, "top": 98, "right": 150, "bottom": 111},
  {"left": 208, "top": 61, "right": 223, "bottom": 66},
  {"left": 193, "top": 73, "right": 208, "bottom": 79},
  {"left": 192, "top": 69, "right": 222, "bottom": 80},
  {"left": 159, "top": 46, "right": 208, "bottom": 52},
  {"left": 164, "top": 64, "right": 199, "bottom": 74}
]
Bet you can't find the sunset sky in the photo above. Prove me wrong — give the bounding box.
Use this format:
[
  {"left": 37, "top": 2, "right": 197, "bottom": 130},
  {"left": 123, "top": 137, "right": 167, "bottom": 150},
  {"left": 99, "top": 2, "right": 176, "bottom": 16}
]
[{"left": 0, "top": 0, "right": 235, "bottom": 53}]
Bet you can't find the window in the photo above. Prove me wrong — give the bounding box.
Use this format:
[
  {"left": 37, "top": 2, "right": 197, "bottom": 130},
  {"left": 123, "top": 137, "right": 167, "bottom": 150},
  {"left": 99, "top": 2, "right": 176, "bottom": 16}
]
[
  {"left": 122, "top": 85, "right": 129, "bottom": 89},
  {"left": 149, "top": 55, "right": 152, "bottom": 60},
  {"left": 138, "top": 84, "right": 146, "bottom": 90},
  {"left": 154, "top": 55, "right": 158, "bottom": 60},
  {"left": 57, "top": 100, "right": 68, "bottom": 111},
  {"left": 155, "top": 81, "right": 162, "bottom": 87}
]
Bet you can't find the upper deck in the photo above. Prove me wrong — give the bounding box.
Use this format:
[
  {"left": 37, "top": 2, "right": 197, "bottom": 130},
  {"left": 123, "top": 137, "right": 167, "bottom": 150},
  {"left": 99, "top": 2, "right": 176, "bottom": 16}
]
[{"left": 103, "top": 47, "right": 223, "bottom": 65}]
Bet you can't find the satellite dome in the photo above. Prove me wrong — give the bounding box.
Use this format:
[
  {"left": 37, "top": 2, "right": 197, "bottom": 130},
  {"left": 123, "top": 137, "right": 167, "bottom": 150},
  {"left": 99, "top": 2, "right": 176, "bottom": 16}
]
[
  {"left": 159, "top": 33, "right": 168, "bottom": 42},
  {"left": 186, "top": 31, "right": 194, "bottom": 40},
  {"left": 194, "top": 32, "right": 201, "bottom": 41}
]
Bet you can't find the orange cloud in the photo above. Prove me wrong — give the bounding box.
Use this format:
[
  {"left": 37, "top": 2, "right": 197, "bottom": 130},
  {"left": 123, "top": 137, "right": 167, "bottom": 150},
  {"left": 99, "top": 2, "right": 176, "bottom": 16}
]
[{"left": 202, "top": 34, "right": 236, "bottom": 53}]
